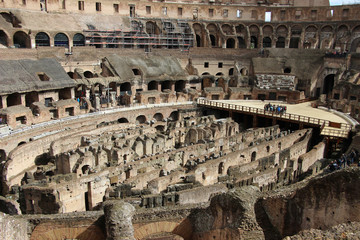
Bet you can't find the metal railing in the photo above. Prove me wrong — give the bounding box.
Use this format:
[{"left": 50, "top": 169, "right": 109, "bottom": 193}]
[{"left": 197, "top": 98, "right": 352, "bottom": 137}]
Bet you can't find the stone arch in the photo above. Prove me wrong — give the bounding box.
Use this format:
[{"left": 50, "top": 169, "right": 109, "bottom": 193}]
[
  {"left": 226, "top": 38, "right": 235, "bottom": 48},
  {"left": 218, "top": 162, "right": 224, "bottom": 174},
  {"left": 133, "top": 220, "right": 193, "bottom": 240},
  {"left": 249, "top": 25, "right": 259, "bottom": 49},
  {"left": 35, "top": 32, "right": 50, "bottom": 47},
  {"left": 136, "top": 115, "right": 146, "bottom": 124},
  {"left": 305, "top": 25, "right": 318, "bottom": 33},
  {"left": 207, "top": 23, "right": 219, "bottom": 47},
  {"left": 146, "top": 21, "right": 160, "bottom": 35},
  {"left": 73, "top": 33, "right": 85, "bottom": 46},
  {"left": 291, "top": 25, "right": 302, "bottom": 36},
  {"left": 13, "top": 31, "right": 31, "bottom": 48},
  {"left": 263, "top": 37, "right": 272, "bottom": 48},
  {"left": 215, "top": 72, "right": 224, "bottom": 76},
  {"left": 350, "top": 37, "right": 360, "bottom": 52},
  {"left": 221, "top": 24, "right": 234, "bottom": 35},
  {"left": 7, "top": 92, "right": 21, "bottom": 107},
  {"left": 202, "top": 72, "right": 211, "bottom": 76},
  {"left": 276, "top": 25, "right": 288, "bottom": 37},
  {"left": 0, "top": 30, "right": 9, "bottom": 47},
  {"left": 185, "top": 128, "right": 198, "bottom": 145},
  {"left": 229, "top": 68, "right": 234, "bottom": 76},
  {"left": 262, "top": 25, "right": 273, "bottom": 36},
  {"left": 193, "top": 23, "right": 205, "bottom": 47},
  {"left": 148, "top": 81, "right": 158, "bottom": 90},
  {"left": 118, "top": 117, "right": 129, "bottom": 123},
  {"left": 240, "top": 68, "right": 248, "bottom": 76},
  {"left": 153, "top": 113, "right": 163, "bottom": 121},
  {"left": 169, "top": 111, "right": 179, "bottom": 121},
  {"left": 251, "top": 151, "right": 256, "bottom": 162},
  {"left": 84, "top": 71, "right": 94, "bottom": 78},
  {"left": 321, "top": 25, "right": 333, "bottom": 33},
  {"left": 352, "top": 25, "right": 360, "bottom": 34},
  {"left": 54, "top": 32, "right": 69, "bottom": 47}
]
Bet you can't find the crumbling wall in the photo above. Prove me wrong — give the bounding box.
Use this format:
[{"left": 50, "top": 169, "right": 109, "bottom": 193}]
[
  {"left": 258, "top": 168, "right": 360, "bottom": 238},
  {"left": 0, "top": 213, "right": 28, "bottom": 240}
]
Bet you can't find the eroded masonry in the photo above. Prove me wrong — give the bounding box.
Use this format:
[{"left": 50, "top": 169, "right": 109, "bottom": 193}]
[{"left": 1, "top": 0, "right": 360, "bottom": 239}]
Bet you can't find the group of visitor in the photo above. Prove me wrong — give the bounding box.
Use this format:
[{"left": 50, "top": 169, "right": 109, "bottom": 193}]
[
  {"left": 264, "top": 103, "right": 287, "bottom": 114},
  {"left": 329, "top": 149, "right": 359, "bottom": 171}
]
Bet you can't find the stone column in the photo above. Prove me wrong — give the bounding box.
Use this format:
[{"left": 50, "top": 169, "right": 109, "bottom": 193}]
[{"left": 104, "top": 200, "right": 135, "bottom": 240}]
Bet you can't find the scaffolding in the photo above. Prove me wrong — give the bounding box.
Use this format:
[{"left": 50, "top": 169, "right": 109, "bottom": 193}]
[{"left": 84, "top": 19, "right": 194, "bottom": 51}]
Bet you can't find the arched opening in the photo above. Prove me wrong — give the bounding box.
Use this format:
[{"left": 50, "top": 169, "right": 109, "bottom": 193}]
[
  {"left": 73, "top": 33, "right": 85, "bottom": 46},
  {"left": 0, "top": 30, "right": 9, "bottom": 47},
  {"left": 238, "top": 37, "right": 246, "bottom": 48},
  {"left": 215, "top": 72, "right": 224, "bottom": 76},
  {"left": 148, "top": 81, "right": 158, "bottom": 91},
  {"left": 350, "top": 37, "right": 360, "bottom": 53},
  {"left": 54, "top": 33, "right": 69, "bottom": 47},
  {"left": 13, "top": 31, "right": 31, "bottom": 48},
  {"left": 175, "top": 80, "right": 185, "bottom": 92},
  {"left": 196, "top": 34, "right": 201, "bottom": 47},
  {"left": 82, "top": 165, "right": 90, "bottom": 175},
  {"left": 278, "top": 142, "right": 281, "bottom": 150},
  {"left": 35, "top": 32, "right": 50, "bottom": 47},
  {"left": 84, "top": 71, "right": 94, "bottom": 78},
  {"left": 266, "top": 146, "right": 270, "bottom": 153},
  {"left": 25, "top": 91, "right": 39, "bottom": 107},
  {"left": 226, "top": 38, "right": 235, "bottom": 48},
  {"left": 210, "top": 34, "right": 216, "bottom": 47},
  {"left": 262, "top": 37, "right": 272, "bottom": 48},
  {"left": 59, "top": 88, "right": 72, "bottom": 100},
  {"left": 161, "top": 81, "right": 172, "bottom": 91},
  {"left": 67, "top": 72, "right": 74, "bottom": 79},
  {"left": 146, "top": 21, "right": 160, "bottom": 35},
  {"left": 118, "top": 118, "right": 129, "bottom": 123},
  {"left": 7, "top": 93, "right": 21, "bottom": 107},
  {"left": 251, "top": 151, "right": 256, "bottom": 162},
  {"left": 250, "top": 36, "right": 257, "bottom": 48},
  {"left": 276, "top": 37, "right": 285, "bottom": 48},
  {"left": 120, "top": 82, "right": 131, "bottom": 93},
  {"left": 136, "top": 115, "right": 146, "bottom": 124},
  {"left": 323, "top": 74, "right": 335, "bottom": 95},
  {"left": 18, "top": 141, "right": 26, "bottom": 146},
  {"left": 218, "top": 162, "right": 224, "bottom": 174},
  {"left": 240, "top": 68, "right": 248, "bottom": 76},
  {"left": 75, "top": 84, "right": 86, "bottom": 98},
  {"left": 153, "top": 113, "right": 163, "bottom": 121},
  {"left": 169, "top": 111, "right": 178, "bottom": 121},
  {"left": 229, "top": 68, "right": 234, "bottom": 76},
  {"left": 0, "top": 149, "right": 6, "bottom": 162}
]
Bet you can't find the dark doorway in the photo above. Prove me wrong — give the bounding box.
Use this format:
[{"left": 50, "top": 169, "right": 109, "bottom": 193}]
[
  {"left": 250, "top": 36, "right": 257, "bottom": 48},
  {"left": 263, "top": 37, "right": 272, "bottom": 48},
  {"left": 323, "top": 74, "right": 335, "bottom": 95},
  {"left": 210, "top": 34, "right": 216, "bottom": 47},
  {"left": 289, "top": 37, "right": 299, "bottom": 48},
  {"left": 238, "top": 37, "right": 246, "bottom": 48},
  {"left": 276, "top": 37, "right": 285, "bottom": 48}
]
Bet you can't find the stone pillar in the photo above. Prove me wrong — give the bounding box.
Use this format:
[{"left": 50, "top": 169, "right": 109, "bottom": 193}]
[
  {"left": 1, "top": 96, "right": 7, "bottom": 109},
  {"left": 94, "top": 94, "right": 100, "bottom": 110},
  {"left": 104, "top": 201, "right": 135, "bottom": 240},
  {"left": 110, "top": 91, "right": 117, "bottom": 106}
]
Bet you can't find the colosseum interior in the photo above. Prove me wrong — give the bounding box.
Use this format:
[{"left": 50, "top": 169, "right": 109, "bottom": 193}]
[{"left": 1, "top": 0, "right": 360, "bottom": 239}]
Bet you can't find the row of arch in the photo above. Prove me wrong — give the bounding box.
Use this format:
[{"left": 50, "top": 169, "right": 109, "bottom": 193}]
[
  {"left": 193, "top": 22, "right": 360, "bottom": 50},
  {"left": 0, "top": 30, "right": 85, "bottom": 48}
]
